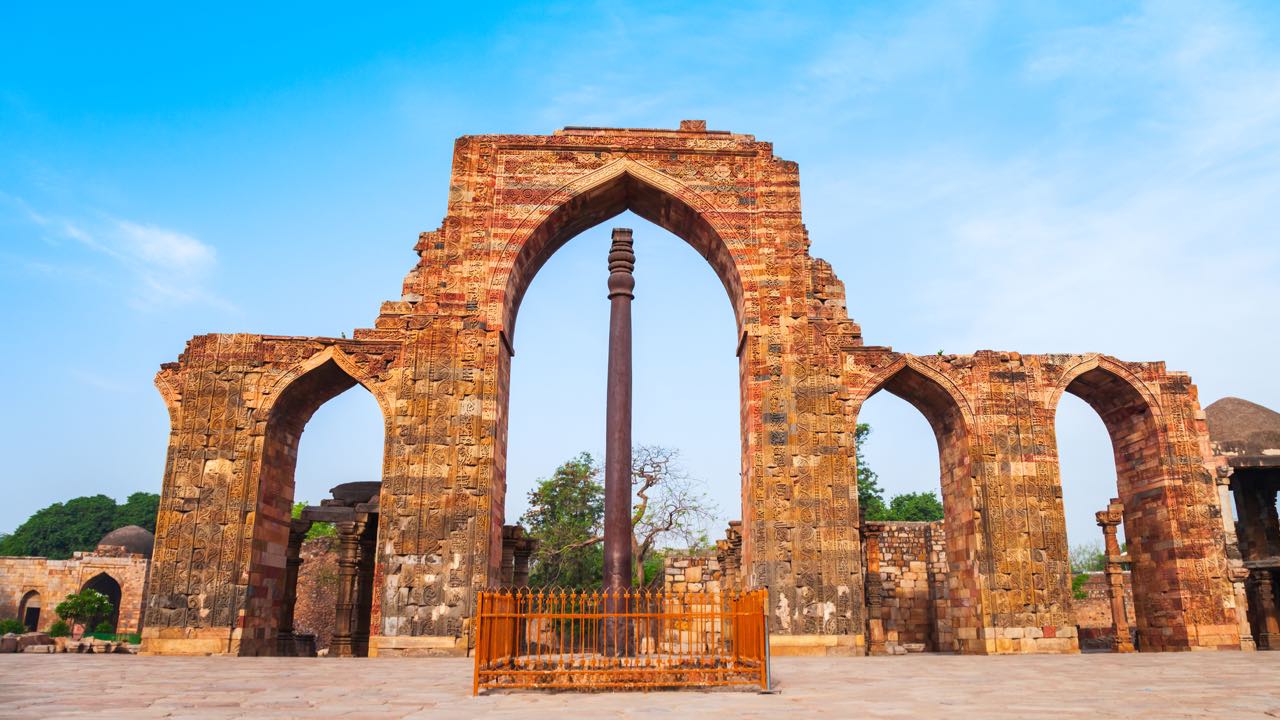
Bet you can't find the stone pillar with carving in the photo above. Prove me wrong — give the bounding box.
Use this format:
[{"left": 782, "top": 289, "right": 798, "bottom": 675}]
[
  {"left": 512, "top": 537, "right": 534, "bottom": 588},
  {"left": 1214, "top": 466, "right": 1256, "bottom": 651},
  {"left": 332, "top": 519, "right": 364, "bottom": 658},
  {"left": 500, "top": 526, "right": 517, "bottom": 588},
  {"left": 863, "top": 522, "right": 887, "bottom": 656},
  {"left": 1248, "top": 570, "right": 1280, "bottom": 650},
  {"left": 1096, "top": 499, "right": 1135, "bottom": 653},
  {"left": 277, "top": 518, "right": 312, "bottom": 656},
  {"left": 354, "top": 520, "right": 376, "bottom": 656}
]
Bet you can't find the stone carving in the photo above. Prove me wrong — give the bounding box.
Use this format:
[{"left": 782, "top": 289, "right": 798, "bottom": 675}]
[{"left": 141, "top": 122, "right": 1242, "bottom": 657}]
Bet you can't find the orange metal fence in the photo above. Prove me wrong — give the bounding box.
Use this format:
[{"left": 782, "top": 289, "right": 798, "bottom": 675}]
[{"left": 473, "top": 588, "right": 771, "bottom": 694}]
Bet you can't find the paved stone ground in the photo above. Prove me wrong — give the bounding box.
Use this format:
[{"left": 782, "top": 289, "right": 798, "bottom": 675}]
[{"left": 3, "top": 653, "right": 1278, "bottom": 719}]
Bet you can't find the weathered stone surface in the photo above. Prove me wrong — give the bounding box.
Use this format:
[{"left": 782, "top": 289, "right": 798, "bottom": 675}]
[{"left": 141, "top": 122, "right": 1242, "bottom": 656}]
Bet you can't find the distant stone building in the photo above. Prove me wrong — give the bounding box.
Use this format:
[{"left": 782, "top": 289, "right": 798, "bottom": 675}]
[{"left": 0, "top": 525, "right": 152, "bottom": 634}]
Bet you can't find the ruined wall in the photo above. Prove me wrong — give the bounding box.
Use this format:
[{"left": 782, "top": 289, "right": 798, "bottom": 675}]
[
  {"left": 873, "top": 522, "right": 950, "bottom": 651},
  {"left": 0, "top": 553, "right": 149, "bottom": 634},
  {"left": 142, "top": 122, "right": 1241, "bottom": 657},
  {"left": 292, "top": 537, "right": 340, "bottom": 650},
  {"left": 1072, "top": 571, "right": 1136, "bottom": 651},
  {"left": 663, "top": 556, "right": 723, "bottom": 594}
]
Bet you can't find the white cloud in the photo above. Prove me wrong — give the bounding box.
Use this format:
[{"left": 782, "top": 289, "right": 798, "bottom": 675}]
[{"left": 2, "top": 194, "right": 226, "bottom": 310}]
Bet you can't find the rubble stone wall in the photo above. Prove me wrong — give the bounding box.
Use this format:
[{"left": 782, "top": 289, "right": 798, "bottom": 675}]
[{"left": 874, "top": 522, "right": 951, "bottom": 651}]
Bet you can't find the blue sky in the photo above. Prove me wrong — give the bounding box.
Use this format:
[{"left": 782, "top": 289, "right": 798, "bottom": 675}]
[{"left": 3, "top": 1, "right": 1278, "bottom": 548}]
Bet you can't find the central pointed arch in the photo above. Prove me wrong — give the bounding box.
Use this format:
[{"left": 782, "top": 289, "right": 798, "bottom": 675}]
[{"left": 493, "top": 159, "right": 747, "bottom": 342}]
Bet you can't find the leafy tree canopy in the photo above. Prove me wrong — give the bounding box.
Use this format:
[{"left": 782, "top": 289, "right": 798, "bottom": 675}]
[
  {"left": 0, "top": 492, "right": 160, "bottom": 560},
  {"left": 55, "top": 589, "right": 114, "bottom": 628},
  {"left": 520, "top": 453, "right": 605, "bottom": 589}
]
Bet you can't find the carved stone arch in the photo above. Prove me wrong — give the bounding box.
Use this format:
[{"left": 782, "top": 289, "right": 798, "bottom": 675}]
[
  {"left": 1048, "top": 353, "right": 1180, "bottom": 649},
  {"left": 851, "top": 355, "right": 977, "bottom": 431},
  {"left": 848, "top": 354, "right": 989, "bottom": 653},
  {"left": 487, "top": 157, "right": 749, "bottom": 341},
  {"left": 1050, "top": 354, "right": 1166, "bottom": 432},
  {"left": 256, "top": 345, "right": 393, "bottom": 425}
]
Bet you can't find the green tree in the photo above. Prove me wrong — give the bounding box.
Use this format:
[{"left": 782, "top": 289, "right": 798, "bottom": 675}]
[
  {"left": 0, "top": 493, "right": 162, "bottom": 559},
  {"left": 883, "top": 491, "right": 944, "bottom": 521},
  {"left": 520, "top": 453, "right": 605, "bottom": 589},
  {"left": 0, "top": 495, "right": 119, "bottom": 559},
  {"left": 55, "top": 589, "right": 114, "bottom": 629},
  {"left": 855, "top": 423, "right": 888, "bottom": 519},
  {"left": 1069, "top": 542, "right": 1105, "bottom": 573},
  {"left": 113, "top": 492, "right": 160, "bottom": 532}
]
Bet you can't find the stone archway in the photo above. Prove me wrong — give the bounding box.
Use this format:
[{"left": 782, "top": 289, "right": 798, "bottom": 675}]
[
  {"left": 143, "top": 123, "right": 1242, "bottom": 656},
  {"left": 1050, "top": 356, "right": 1224, "bottom": 651},
  {"left": 851, "top": 359, "right": 979, "bottom": 653}
]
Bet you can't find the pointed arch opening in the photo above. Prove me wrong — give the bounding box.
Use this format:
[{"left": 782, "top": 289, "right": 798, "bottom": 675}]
[
  {"left": 490, "top": 164, "right": 747, "bottom": 591},
  {"left": 81, "top": 573, "right": 122, "bottom": 632},
  {"left": 18, "top": 590, "right": 41, "bottom": 632},
  {"left": 243, "top": 353, "right": 389, "bottom": 655},
  {"left": 1055, "top": 360, "right": 1164, "bottom": 649},
  {"left": 501, "top": 163, "right": 745, "bottom": 341},
  {"left": 855, "top": 361, "right": 978, "bottom": 653}
]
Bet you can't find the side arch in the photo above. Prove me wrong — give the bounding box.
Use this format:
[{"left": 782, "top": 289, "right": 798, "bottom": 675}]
[
  {"left": 1050, "top": 354, "right": 1171, "bottom": 648},
  {"left": 242, "top": 346, "right": 392, "bottom": 655},
  {"left": 850, "top": 356, "right": 986, "bottom": 653},
  {"left": 18, "top": 589, "right": 41, "bottom": 631}
]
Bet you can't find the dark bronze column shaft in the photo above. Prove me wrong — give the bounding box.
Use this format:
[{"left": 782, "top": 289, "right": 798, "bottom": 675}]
[{"left": 603, "top": 228, "right": 635, "bottom": 593}]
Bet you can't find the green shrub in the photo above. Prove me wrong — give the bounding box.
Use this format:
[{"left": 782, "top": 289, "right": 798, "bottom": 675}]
[
  {"left": 94, "top": 621, "right": 115, "bottom": 634},
  {"left": 48, "top": 620, "right": 70, "bottom": 637},
  {"left": 0, "top": 618, "right": 25, "bottom": 634},
  {"left": 1071, "top": 573, "right": 1090, "bottom": 600}
]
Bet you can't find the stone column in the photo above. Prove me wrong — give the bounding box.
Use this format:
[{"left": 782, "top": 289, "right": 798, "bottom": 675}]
[
  {"left": 354, "top": 519, "right": 376, "bottom": 657},
  {"left": 1096, "top": 499, "right": 1134, "bottom": 653},
  {"left": 277, "top": 518, "right": 312, "bottom": 656},
  {"left": 512, "top": 539, "right": 534, "bottom": 588},
  {"left": 863, "top": 522, "right": 887, "bottom": 656},
  {"left": 500, "top": 527, "right": 517, "bottom": 588},
  {"left": 332, "top": 519, "right": 364, "bottom": 658},
  {"left": 1249, "top": 570, "right": 1280, "bottom": 650},
  {"left": 1215, "top": 466, "right": 1256, "bottom": 651}
]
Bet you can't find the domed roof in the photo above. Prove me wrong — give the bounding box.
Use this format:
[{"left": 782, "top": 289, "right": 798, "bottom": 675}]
[
  {"left": 1205, "top": 397, "right": 1280, "bottom": 467},
  {"left": 97, "top": 525, "right": 155, "bottom": 558}
]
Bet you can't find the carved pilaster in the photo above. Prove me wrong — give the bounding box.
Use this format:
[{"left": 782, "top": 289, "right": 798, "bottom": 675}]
[
  {"left": 277, "top": 519, "right": 311, "bottom": 656},
  {"left": 863, "top": 522, "right": 886, "bottom": 656},
  {"left": 332, "top": 519, "right": 364, "bottom": 658}
]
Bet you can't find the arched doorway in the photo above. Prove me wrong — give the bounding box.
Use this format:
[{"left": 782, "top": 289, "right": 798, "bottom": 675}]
[
  {"left": 18, "top": 590, "right": 41, "bottom": 631},
  {"left": 1055, "top": 390, "right": 1132, "bottom": 651},
  {"left": 853, "top": 361, "right": 977, "bottom": 653},
  {"left": 1053, "top": 360, "right": 1168, "bottom": 650},
  {"left": 81, "top": 573, "right": 122, "bottom": 632},
  {"left": 245, "top": 351, "right": 389, "bottom": 656}
]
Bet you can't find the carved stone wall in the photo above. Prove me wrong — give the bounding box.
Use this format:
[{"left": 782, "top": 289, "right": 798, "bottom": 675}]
[{"left": 141, "top": 122, "right": 1241, "bottom": 656}]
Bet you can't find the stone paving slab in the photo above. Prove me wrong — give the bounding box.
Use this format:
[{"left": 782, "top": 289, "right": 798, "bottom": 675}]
[{"left": 1, "top": 653, "right": 1278, "bottom": 719}]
